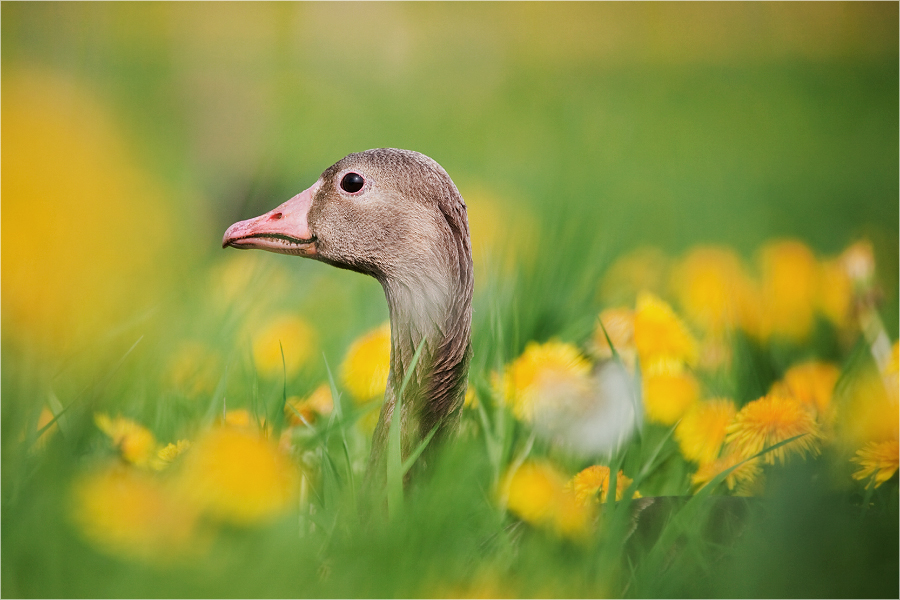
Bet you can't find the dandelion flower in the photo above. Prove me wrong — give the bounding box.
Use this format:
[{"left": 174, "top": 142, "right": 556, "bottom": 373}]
[
  {"left": 725, "top": 393, "right": 822, "bottom": 464},
  {"left": 633, "top": 292, "right": 699, "bottom": 366},
  {"left": 770, "top": 361, "right": 839, "bottom": 418},
  {"left": 757, "top": 239, "right": 818, "bottom": 342},
  {"left": 852, "top": 439, "right": 899, "bottom": 487},
  {"left": 675, "top": 398, "right": 736, "bottom": 464},
  {"left": 500, "top": 340, "right": 591, "bottom": 421},
  {"left": 641, "top": 358, "right": 700, "bottom": 425},
  {"left": 150, "top": 440, "right": 191, "bottom": 471},
  {"left": 817, "top": 258, "right": 853, "bottom": 329},
  {"left": 70, "top": 465, "right": 200, "bottom": 563},
  {"left": 670, "top": 246, "right": 752, "bottom": 336},
  {"left": 567, "top": 465, "right": 640, "bottom": 505},
  {"left": 691, "top": 452, "right": 762, "bottom": 494},
  {"left": 94, "top": 413, "right": 157, "bottom": 467},
  {"left": 177, "top": 427, "right": 299, "bottom": 526},
  {"left": 501, "top": 460, "right": 592, "bottom": 539},
  {"left": 340, "top": 322, "right": 392, "bottom": 402},
  {"left": 251, "top": 314, "right": 316, "bottom": 379},
  {"left": 836, "top": 367, "right": 899, "bottom": 449},
  {"left": 285, "top": 384, "right": 334, "bottom": 426}
]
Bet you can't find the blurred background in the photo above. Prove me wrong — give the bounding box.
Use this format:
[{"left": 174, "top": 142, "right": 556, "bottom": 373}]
[{"left": 2, "top": 2, "right": 898, "bottom": 597}]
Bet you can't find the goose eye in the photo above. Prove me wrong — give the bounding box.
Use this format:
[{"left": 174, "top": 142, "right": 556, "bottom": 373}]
[{"left": 340, "top": 172, "right": 365, "bottom": 193}]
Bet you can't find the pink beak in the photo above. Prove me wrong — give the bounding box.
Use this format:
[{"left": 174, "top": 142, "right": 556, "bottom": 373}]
[{"left": 222, "top": 181, "right": 321, "bottom": 257}]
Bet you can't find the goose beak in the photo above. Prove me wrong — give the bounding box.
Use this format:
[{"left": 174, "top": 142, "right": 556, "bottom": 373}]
[{"left": 222, "top": 181, "right": 320, "bottom": 257}]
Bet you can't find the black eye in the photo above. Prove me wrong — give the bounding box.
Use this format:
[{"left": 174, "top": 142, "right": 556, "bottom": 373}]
[{"left": 340, "top": 172, "right": 365, "bottom": 193}]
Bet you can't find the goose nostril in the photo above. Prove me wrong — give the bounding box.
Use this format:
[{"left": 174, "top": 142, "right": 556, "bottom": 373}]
[{"left": 270, "top": 213, "right": 283, "bottom": 221}]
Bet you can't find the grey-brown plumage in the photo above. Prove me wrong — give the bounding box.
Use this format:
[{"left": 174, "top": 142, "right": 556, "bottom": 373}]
[{"left": 223, "top": 148, "right": 473, "bottom": 478}]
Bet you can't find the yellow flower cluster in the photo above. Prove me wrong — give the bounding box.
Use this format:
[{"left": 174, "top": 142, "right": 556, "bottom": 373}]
[
  {"left": 340, "top": 322, "right": 392, "bottom": 403},
  {"left": 501, "top": 460, "right": 593, "bottom": 540},
  {"left": 567, "top": 465, "right": 641, "bottom": 505},
  {"left": 250, "top": 314, "right": 317, "bottom": 379}
]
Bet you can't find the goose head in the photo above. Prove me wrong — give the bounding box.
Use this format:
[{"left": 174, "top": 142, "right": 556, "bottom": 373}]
[{"left": 223, "top": 148, "right": 473, "bottom": 467}]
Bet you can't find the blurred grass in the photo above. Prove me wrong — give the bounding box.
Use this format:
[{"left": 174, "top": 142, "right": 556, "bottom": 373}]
[{"left": 2, "top": 2, "right": 898, "bottom": 598}]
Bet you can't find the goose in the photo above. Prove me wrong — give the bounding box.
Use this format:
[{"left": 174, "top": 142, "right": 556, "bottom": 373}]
[{"left": 223, "top": 149, "right": 473, "bottom": 477}]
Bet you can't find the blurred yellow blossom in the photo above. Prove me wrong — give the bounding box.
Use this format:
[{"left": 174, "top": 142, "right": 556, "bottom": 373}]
[
  {"left": 166, "top": 340, "right": 221, "bottom": 397},
  {"left": 70, "top": 465, "right": 201, "bottom": 563},
  {"left": 691, "top": 452, "right": 763, "bottom": 494},
  {"left": 599, "top": 246, "right": 670, "bottom": 306},
  {"left": 150, "top": 440, "right": 191, "bottom": 471},
  {"left": 633, "top": 292, "right": 699, "bottom": 366},
  {"left": 726, "top": 393, "right": 822, "bottom": 464},
  {"left": 817, "top": 258, "right": 853, "bottom": 329},
  {"left": 851, "top": 439, "right": 899, "bottom": 487},
  {"left": 641, "top": 358, "right": 700, "bottom": 425},
  {"left": 501, "top": 460, "right": 592, "bottom": 540},
  {"left": 567, "top": 465, "right": 640, "bottom": 505},
  {"left": 177, "top": 427, "right": 299, "bottom": 526},
  {"left": 463, "top": 386, "right": 478, "bottom": 409},
  {"left": 94, "top": 413, "right": 157, "bottom": 467},
  {"left": 835, "top": 367, "right": 899, "bottom": 450},
  {"left": 590, "top": 307, "right": 636, "bottom": 368},
  {"left": 675, "top": 398, "right": 736, "bottom": 464},
  {"left": 500, "top": 340, "right": 592, "bottom": 421},
  {"left": 757, "top": 240, "right": 819, "bottom": 341},
  {"left": 251, "top": 314, "right": 316, "bottom": 379},
  {"left": 341, "top": 323, "right": 392, "bottom": 403},
  {"left": 670, "top": 246, "right": 752, "bottom": 336},
  {"left": 285, "top": 384, "right": 334, "bottom": 427},
  {"left": 770, "top": 360, "right": 839, "bottom": 419}
]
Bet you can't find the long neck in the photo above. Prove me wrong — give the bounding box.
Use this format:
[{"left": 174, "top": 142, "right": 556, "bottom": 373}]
[{"left": 369, "top": 225, "right": 473, "bottom": 469}]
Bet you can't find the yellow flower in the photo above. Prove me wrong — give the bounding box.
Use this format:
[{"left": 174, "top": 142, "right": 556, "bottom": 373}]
[
  {"left": 770, "top": 361, "right": 840, "bottom": 418},
  {"left": 851, "top": 439, "right": 899, "bottom": 487},
  {"left": 691, "top": 452, "right": 763, "bottom": 494},
  {"left": 463, "top": 386, "right": 478, "bottom": 409},
  {"left": 285, "top": 384, "right": 334, "bottom": 427},
  {"left": 675, "top": 398, "right": 737, "bottom": 464},
  {"left": 598, "top": 246, "right": 670, "bottom": 306},
  {"left": 590, "top": 307, "right": 636, "bottom": 367},
  {"left": 251, "top": 314, "right": 316, "bottom": 379},
  {"left": 176, "top": 427, "right": 299, "bottom": 526},
  {"left": 633, "top": 292, "right": 699, "bottom": 366},
  {"left": 500, "top": 340, "right": 592, "bottom": 421},
  {"left": 835, "top": 367, "right": 899, "bottom": 449},
  {"left": 150, "top": 440, "right": 191, "bottom": 471},
  {"left": 94, "top": 413, "right": 157, "bottom": 467},
  {"left": 817, "top": 258, "right": 853, "bottom": 329},
  {"left": 340, "top": 322, "right": 392, "bottom": 402},
  {"left": 725, "top": 393, "right": 822, "bottom": 464},
  {"left": 641, "top": 358, "right": 700, "bottom": 425},
  {"left": 670, "top": 246, "right": 753, "bottom": 336},
  {"left": 166, "top": 340, "right": 221, "bottom": 397},
  {"left": 501, "top": 460, "right": 592, "bottom": 539},
  {"left": 567, "top": 465, "right": 641, "bottom": 505},
  {"left": 70, "top": 465, "right": 201, "bottom": 563},
  {"left": 757, "top": 239, "right": 819, "bottom": 342}
]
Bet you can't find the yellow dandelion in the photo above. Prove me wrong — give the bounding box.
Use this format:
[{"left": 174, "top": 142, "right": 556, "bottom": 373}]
[
  {"left": 166, "top": 340, "right": 221, "bottom": 397},
  {"left": 590, "top": 306, "right": 635, "bottom": 367},
  {"left": 567, "top": 465, "right": 641, "bottom": 506},
  {"left": 641, "top": 358, "right": 700, "bottom": 426},
  {"left": 757, "top": 239, "right": 819, "bottom": 342},
  {"left": 251, "top": 314, "right": 316, "bottom": 379},
  {"left": 70, "top": 465, "right": 201, "bottom": 563},
  {"left": 852, "top": 439, "right": 899, "bottom": 487},
  {"left": 725, "top": 393, "right": 822, "bottom": 464},
  {"left": 501, "top": 460, "right": 592, "bottom": 540},
  {"left": 176, "top": 427, "right": 299, "bottom": 526},
  {"left": 340, "top": 322, "right": 392, "bottom": 403},
  {"left": 675, "top": 398, "right": 737, "bottom": 464},
  {"left": 500, "top": 340, "right": 591, "bottom": 421},
  {"left": 598, "top": 246, "right": 670, "bottom": 306},
  {"left": 770, "top": 360, "right": 839, "bottom": 418},
  {"left": 150, "top": 440, "right": 191, "bottom": 471},
  {"left": 670, "top": 245, "right": 753, "bottom": 336},
  {"left": 835, "top": 367, "right": 899, "bottom": 450},
  {"left": 691, "top": 452, "right": 763, "bottom": 493},
  {"left": 817, "top": 258, "right": 853, "bottom": 329},
  {"left": 94, "top": 413, "right": 157, "bottom": 467},
  {"left": 633, "top": 292, "right": 699, "bottom": 366},
  {"left": 285, "top": 384, "right": 334, "bottom": 427}
]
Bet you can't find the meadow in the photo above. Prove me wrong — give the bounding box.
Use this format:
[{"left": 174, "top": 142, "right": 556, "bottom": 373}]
[{"left": 2, "top": 3, "right": 898, "bottom": 598}]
